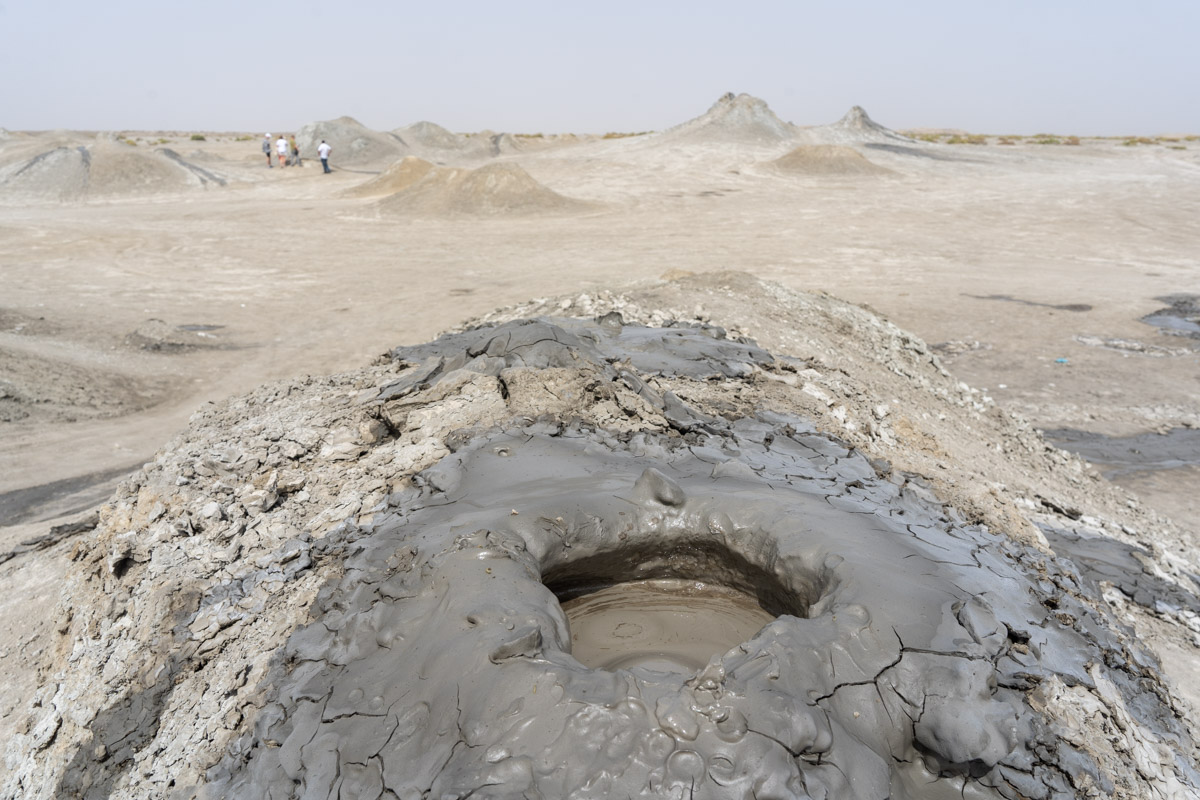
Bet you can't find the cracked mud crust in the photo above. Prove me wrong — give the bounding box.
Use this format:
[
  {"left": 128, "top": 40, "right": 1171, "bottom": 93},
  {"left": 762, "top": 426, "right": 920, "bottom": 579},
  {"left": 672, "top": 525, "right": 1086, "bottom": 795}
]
[{"left": 5, "top": 291, "right": 1199, "bottom": 799}]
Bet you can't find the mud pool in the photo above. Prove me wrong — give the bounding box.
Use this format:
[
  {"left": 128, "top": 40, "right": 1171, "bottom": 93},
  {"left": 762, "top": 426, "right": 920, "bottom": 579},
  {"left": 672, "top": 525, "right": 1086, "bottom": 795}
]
[{"left": 559, "top": 580, "right": 777, "bottom": 672}]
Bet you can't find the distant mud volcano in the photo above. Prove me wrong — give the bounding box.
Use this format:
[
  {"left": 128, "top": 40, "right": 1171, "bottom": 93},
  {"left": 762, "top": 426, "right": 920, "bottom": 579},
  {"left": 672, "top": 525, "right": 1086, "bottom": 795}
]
[
  {"left": 295, "top": 116, "right": 407, "bottom": 166},
  {"left": 795, "top": 105, "right": 915, "bottom": 148},
  {"left": 373, "top": 160, "right": 597, "bottom": 217},
  {"left": 0, "top": 142, "right": 224, "bottom": 202},
  {"left": 5, "top": 275, "right": 1198, "bottom": 799},
  {"left": 769, "top": 144, "right": 892, "bottom": 176},
  {"left": 657, "top": 92, "right": 798, "bottom": 145},
  {"left": 393, "top": 120, "right": 463, "bottom": 152}
]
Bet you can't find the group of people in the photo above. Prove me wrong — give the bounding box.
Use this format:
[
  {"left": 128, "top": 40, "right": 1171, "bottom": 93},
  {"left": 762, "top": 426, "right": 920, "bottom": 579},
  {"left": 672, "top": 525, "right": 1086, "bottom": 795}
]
[{"left": 262, "top": 134, "right": 333, "bottom": 173}]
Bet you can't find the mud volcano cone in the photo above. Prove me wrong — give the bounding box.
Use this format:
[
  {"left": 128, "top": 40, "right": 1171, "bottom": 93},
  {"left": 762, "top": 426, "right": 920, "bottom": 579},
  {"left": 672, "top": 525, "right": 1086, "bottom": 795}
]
[
  {"left": 374, "top": 161, "right": 597, "bottom": 216},
  {"left": 769, "top": 144, "right": 892, "bottom": 176},
  {"left": 657, "top": 92, "right": 798, "bottom": 144},
  {"left": 6, "top": 274, "right": 1198, "bottom": 800}
]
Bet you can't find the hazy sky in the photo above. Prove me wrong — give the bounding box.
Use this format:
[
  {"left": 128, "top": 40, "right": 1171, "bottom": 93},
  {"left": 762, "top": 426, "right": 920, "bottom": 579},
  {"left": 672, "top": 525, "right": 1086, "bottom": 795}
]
[{"left": 3, "top": 1, "right": 1197, "bottom": 135}]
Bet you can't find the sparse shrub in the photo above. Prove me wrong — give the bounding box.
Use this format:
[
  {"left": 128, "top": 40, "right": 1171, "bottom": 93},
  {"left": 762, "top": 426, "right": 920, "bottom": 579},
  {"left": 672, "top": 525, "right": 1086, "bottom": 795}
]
[
  {"left": 155, "top": 138, "right": 170, "bottom": 144},
  {"left": 121, "top": 137, "right": 137, "bottom": 146},
  {"left": 913, "top": 133, "right": 942, "bottom": 143},
  {"left": 1169, "top": 145, "right": 1186, "bottom": 150},
  {"left": 190, "top": 134, "right": 206, "bottom": 141},
  {"left": 997, "top": 137, "right": 1016, "bottom": 146},
  {"left": 1032, "top": 135, "right": 1061, "bottom": 145},
  {"left": 235, "top": 135, "right": 252, "bottom": 141},
  {"left": 601, "top": 131, "right": 651, "bottom": 139},
  {"left": 1122, "top": 137, "right": 1155, "bottom": 146},
  {"left": 1064, "top": 136, "right": 1080, "bottom": 146},
  {"left": 1185, "top": 135, "right": 1199, "bottom": 142},
  {"left": 946, "top": 134, "right": 986, "bottom": 145}
]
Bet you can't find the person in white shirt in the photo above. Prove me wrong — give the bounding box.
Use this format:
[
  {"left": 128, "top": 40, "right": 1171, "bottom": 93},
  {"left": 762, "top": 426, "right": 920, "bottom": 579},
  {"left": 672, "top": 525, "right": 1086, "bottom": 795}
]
[
  {"left": 276, "top": 136, "right": 288, "bottom": 168},
  {"left": 317, "top": 140, "right": 332, "bottom": 174}
]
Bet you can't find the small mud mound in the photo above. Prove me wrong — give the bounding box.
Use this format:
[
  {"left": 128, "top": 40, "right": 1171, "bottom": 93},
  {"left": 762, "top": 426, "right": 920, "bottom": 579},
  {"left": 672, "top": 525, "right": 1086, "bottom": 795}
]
[
  {"left": 0, "top": 341, "right": 172, "bottom": 424},
  {"left": 124, "top": 319, "right": 228, "bottom": 352},
  {"left": 796, "top": 105, "right": 914, "bottom": 147},
  {"left": 0, "top": 146, "right": 90, "bottom": 201},
  {"left": 377, "top": 161, "right": 597, "bottom": 217},
  {"left": 343, "top": 156, "right": 437, "bottom": 198},
  {"left": 394, "top": 121, "right": 463, "bottom": 151},
  {"left": 488, "top": 132, "right": 524, "bottom": 155},
  {"left": 658, "top": 92, "right": 797, "bottom": 145},
  {"left": 833, "top": 105, "right": 894, "bottom": 136},
  {"left": 294, "top": 115, "right": 407, "bottom": 166},
  {"left": 0, "top": 142, "right": 222, "bottom": 202},
  {"left": 768, "top": 144, "right": 892, "bottom": 176}
]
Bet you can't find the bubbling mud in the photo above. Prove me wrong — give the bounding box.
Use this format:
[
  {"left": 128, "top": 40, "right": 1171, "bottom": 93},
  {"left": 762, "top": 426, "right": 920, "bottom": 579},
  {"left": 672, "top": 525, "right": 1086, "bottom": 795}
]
[{"left": 559, "top": 580, "right": 778, "bottom": 672}]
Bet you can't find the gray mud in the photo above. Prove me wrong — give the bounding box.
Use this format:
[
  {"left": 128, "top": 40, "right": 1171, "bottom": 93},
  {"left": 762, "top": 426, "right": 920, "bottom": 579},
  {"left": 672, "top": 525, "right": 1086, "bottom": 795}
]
[
  {"left": 1042, "top": 528, "right": 1200, "bottom": 617},
  {"left": 560, "top": 580, "right": 777, "bottom": 672},
  {"left": 0, "top": 463, "right": 138, "bottom": 527},
  {"left": 1044, "top": 427, "right": 1200, "bottom": 478},
  {"left": 1141, "top": 294, "right": 1200, "bottom": 339},
  {"left": 181, "top": 318, "right": 1198, "bottom": 800},
  {"left": 156, "top": 148, "right": 227, "bottom": 186}
]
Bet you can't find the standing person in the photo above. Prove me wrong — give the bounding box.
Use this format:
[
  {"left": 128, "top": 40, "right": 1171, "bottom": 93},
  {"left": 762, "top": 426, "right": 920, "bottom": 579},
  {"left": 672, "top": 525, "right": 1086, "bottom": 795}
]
[
  {"left": 276, "top": 135, "right": 289, "bottom": 168},
  {"left": 317, "top": 139, "right": 332, "bottom": 174},
  {"left": 262, "top": 134, "right": 273, "bottom": 167},
  {"left": 289, "top": 134, "right": 301, "bottom": 167}
]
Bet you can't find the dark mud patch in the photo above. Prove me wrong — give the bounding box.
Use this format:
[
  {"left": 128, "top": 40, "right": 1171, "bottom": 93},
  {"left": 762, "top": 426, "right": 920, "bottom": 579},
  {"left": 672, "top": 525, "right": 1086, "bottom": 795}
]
[
  {"left": 966, "top": 294, "right": 1093, "bottom": 312},
  {"left": 1041, "top": 527, "right": 1200, "bottom": 616},
  {"left": 1043, "top": 427, "right": 1200, "bottom": 478},
  {"left": 1141, "top": 294, "right": 1200, "bottom": 339},
  {"left": 0, "top": 463, "right": 139, "bottom": 527}
]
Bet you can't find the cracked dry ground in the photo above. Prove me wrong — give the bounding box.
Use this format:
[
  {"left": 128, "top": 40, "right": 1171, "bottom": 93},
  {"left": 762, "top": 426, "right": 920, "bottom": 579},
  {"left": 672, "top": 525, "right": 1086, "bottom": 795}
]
[{"left": 6, "top": 293, "right": 1199, "bottom": 799}]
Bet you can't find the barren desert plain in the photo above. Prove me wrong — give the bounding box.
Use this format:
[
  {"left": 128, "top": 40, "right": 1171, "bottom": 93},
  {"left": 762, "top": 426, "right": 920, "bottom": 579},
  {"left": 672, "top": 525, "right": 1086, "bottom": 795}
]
[{"left": 1, "top": 95, "right": 1199, "bottom": 797}]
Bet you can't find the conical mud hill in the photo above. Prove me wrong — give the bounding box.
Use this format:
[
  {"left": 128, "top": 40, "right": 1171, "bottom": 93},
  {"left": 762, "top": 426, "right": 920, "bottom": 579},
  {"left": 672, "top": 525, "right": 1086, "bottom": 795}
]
[
  {"left": 836, "top": 105, "right": 891, "bottom": 133},
  {"left": 657, "top": 92, "right": 798, "bottom": 145},
  {"left": 344, "top": 156, "right": 437, "bottom": 198},
  {"left": 796, "top": 105, "right": 912, "bottom": 146},
  {"left": 7, "top": 273, "right": 1198, "bottom": 799},
  {"left": 376, "top": 161, "right": 596, "bottom": 216},
  {"left": 768, "top": 144, "right": 892, "bottom": 176},
  {"left": 394, "top": 121, "right": 464, "bottom": 152},
  {"left": 294, "top": 116, "right": 407, "bottom": 166},
  {"left": 0, "top": 141, "right": 225, "bottom": 202}
]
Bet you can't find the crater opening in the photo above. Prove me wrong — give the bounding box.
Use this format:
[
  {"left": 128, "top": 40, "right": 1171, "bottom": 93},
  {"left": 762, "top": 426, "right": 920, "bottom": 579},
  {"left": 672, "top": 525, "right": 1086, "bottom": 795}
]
[
  {"left": 559, "top": 580, "right": 776, "bottom": 672},
  {"left": 544, "top": 539, "right": 820, "bottom": 674}
]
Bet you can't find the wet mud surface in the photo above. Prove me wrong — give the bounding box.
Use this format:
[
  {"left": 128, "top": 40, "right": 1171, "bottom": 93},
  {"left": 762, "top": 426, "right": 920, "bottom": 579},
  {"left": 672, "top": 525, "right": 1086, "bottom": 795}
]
[
  {"left": 1044, "top": 427, "right": 1200, "bottom": 478},
  {"left": 179, "top": 319, "right": 1198, "bottom": 799},
  {"left": 1041, "top": 528, "right": 1200, "bottom": 618},
  {"left": 1140, "top": 294, "right": 1200, "bottom": 339},
  {"left": 560, "top": 580, "right": 777, "bottom": 672},
  {"left": 0, "top": 462, "right": 138, "bottom": 527}
]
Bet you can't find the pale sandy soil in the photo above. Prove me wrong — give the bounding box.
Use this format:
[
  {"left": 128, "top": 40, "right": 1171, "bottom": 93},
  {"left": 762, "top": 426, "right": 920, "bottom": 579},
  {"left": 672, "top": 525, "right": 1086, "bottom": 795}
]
[{"left": 1, "top": 124, "right": 1198, "bottom": 752}]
